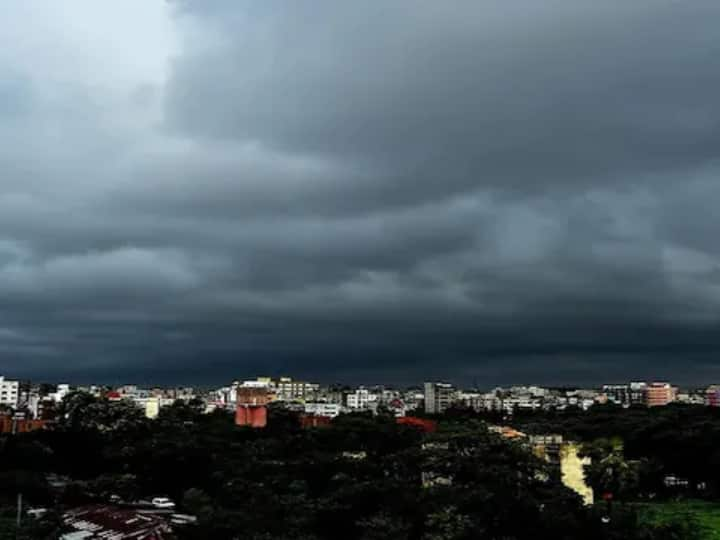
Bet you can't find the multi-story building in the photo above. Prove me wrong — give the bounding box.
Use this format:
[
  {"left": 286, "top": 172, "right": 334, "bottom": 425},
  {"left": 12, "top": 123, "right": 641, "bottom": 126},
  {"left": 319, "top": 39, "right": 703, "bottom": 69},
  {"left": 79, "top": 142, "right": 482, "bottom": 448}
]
[
  {"left": 424, "top": 382, "right": 455, "bottom": 414},
  {"left": 457, "top": 391, "right": 483, "bottom": 410},
  {"left": 275, "top": 377, "right": 319, "bottom": 402},
  {"left": 603, "top": 384, "right": 629, "bottom": 406},
  {"left": 0, "top": 377, "right": 19, "bottom": 409},
  {"left": 629, "top": 382, "right": 649, "bottom": 406},
  {"left": 117, "top": 385, "right": 139, "bottom": 397},
  {"left": 346, "top": 388, "right": 375, "bottom": 410},
  {"left": 706, "top": 385, "right": 720, "bottom": 407},
  {"left": 304, "top": 402, "right": 341, "bottom": 418},
  {"left": 502, "top": 395, "right": 542, "bottom": 413},
  {"left": 645, "top": 382, "right": 675, "bottom": 407}
]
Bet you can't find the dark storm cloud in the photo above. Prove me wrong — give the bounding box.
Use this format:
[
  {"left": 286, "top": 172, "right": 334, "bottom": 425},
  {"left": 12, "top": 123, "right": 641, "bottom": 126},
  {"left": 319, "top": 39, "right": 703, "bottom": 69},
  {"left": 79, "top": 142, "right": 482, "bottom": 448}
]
[
  {"left": 166, "top": 1, "right": 720, "bottom": 203},
  {"left": 1, "top": 0, "right": 720, "bottom": 385}
]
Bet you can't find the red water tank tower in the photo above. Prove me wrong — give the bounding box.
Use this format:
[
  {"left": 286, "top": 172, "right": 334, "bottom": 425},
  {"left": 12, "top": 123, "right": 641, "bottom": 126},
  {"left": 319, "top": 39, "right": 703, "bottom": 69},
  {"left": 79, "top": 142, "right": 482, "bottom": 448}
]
[{"left": 235, "top": 387, "right": 269, "bottom": 428}]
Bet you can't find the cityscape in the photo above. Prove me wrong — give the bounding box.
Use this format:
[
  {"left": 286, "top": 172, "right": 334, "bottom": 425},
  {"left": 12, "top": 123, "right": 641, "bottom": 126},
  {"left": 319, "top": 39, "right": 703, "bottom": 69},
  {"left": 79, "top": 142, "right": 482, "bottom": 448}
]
[
  {"left": 4, "top": 375, "right": 720, "bottom": 429},
  {"left": 3, "top": 0, "right": 720, "bottom": 537},
  {"left": 1, "top": 374, "right": 720, "bottom": 538}
]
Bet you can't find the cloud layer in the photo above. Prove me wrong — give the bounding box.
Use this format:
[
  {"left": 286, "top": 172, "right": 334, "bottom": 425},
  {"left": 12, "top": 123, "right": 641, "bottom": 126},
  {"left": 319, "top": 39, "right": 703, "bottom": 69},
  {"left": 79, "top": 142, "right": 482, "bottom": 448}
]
[{"left": 1, "top": 1, "right": 720, "bottom": 385}]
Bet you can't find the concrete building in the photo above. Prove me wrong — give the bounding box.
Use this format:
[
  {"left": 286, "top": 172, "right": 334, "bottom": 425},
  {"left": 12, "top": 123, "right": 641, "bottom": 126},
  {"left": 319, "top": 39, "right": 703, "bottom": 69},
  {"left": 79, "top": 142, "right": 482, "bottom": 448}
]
[
  {"left": 304, "top": 402, "right": 341, "bottom": 418},
  {"left": 275, "top": 377, "right": 319, "bottom": 402},
  {"left": 387, "top": 398, "right": 407, "bottom": 417},
  {"left": 49, "top": 384, "right": 71, "bottom": 403},
  {"left": 602, "top": 384, "right": 631, "bottom": 406},
  {"left": 424, "top": 382, "right": 455, "bottom": 414},
  {"left": 0, "top": 376, "right": 19, "bottom": 409},
  {"left": 346, "top": 387, "right": 375, "bottom": 410},
  {"left": 706, "top": 385, "right": 720, "bottom": 407},
  {"left": 629, "top": 382, "right": 649, "bottom": 406},
  {"left": 646, "top": 382, "right": 675, "bottom": 407}
]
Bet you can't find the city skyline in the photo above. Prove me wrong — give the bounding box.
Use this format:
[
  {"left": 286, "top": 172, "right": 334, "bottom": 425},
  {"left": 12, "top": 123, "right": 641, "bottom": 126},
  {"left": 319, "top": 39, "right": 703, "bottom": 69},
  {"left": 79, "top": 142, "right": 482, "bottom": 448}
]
[{"left": 2, "top": 1, "right": 720, "bottom": 383}]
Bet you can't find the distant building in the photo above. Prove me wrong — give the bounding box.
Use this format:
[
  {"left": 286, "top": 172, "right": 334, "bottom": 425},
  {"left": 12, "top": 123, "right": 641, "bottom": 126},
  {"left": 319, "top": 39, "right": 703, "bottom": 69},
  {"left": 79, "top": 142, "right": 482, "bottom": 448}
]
[
  {"left": 706, "top": 385, "right": 720, "bottom": 407},
  {"left": 235, "top": 387, "right": 269, "bottom": 428},
  {"left": 50, "top": 384, "right": 71, "bottom": 403},
  {"left": 275, "top": 377, "right": 319, "bottom": 402},
  {"left": 117, "top": 384, "right": 139, "bottom": 397},
  {"left": 424, "top": 382, "right": 455, "bottom": 414},
  {"left": 645, "top": 382, "right": 675, "bottom": 407},
  {"left": 602, "top": 384, "right": 631, "bottom": 407},
  {"left": 629, "top": 382, "right": 649, "bottom": 406},
  {"left": 387, "top": 398, "right": 407, "bottom": 417},
  {"left": 346, "top": 388, "right": 375, "bottom": 410},
  {"left": 304, "top": 402, "right": 341, "bottom": 418},
  {"left": 0, "top": 376, "right": 19, "bottom": 409}
]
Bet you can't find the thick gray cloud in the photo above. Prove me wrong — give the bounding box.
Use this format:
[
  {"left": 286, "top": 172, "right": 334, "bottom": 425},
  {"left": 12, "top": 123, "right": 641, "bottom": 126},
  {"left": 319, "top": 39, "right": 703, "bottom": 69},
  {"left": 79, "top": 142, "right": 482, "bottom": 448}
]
[{"left": 1, "top": 0, "right": 720, "bottom": 385}]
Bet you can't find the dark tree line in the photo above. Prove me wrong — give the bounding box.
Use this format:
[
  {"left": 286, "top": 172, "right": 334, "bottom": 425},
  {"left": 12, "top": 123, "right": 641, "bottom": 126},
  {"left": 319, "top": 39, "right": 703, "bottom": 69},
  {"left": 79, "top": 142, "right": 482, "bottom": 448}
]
[{"left": 475, "top": 403, "right": 720, "bottom": 500}]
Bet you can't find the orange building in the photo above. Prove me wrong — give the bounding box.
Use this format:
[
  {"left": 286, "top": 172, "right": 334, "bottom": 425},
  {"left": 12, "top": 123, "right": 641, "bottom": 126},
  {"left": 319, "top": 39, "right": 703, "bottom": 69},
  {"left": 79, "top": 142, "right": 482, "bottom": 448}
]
[
  {"left": 645, "top": 382, "right": 675, "bottom": 407},
  {"left": 235, "top": 387, "right": 269, "bottom": 428}
]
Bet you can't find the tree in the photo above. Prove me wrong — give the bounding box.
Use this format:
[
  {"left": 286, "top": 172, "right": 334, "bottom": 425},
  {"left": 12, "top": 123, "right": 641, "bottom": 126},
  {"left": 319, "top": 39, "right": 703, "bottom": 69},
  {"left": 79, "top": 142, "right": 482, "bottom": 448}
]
[
  {"left": 422, "top": 506, "right": 474, "bottom": 540},
  {"left": 181, "top": 488, "right": 212, "bottom": 517},
  {"left": 56, "top": 392, "right": 146, "bottom": 433},
  {"left": 581, "top": 438, "right": 640, "bottom": 501}
]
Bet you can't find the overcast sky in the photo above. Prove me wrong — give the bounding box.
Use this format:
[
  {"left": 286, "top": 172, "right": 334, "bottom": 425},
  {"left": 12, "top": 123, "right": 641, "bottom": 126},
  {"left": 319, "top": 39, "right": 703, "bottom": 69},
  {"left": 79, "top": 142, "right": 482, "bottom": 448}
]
[{"left": 1, "top": 1, "right": 720, "bottom": 386}]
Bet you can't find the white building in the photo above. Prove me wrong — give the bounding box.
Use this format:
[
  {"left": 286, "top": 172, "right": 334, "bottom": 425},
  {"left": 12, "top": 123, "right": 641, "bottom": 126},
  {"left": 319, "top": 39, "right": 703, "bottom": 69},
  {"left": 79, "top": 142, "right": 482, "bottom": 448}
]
[
  {"left": 275, "top": 377, "right": 319, "bottom": 402},
  {"left": 0, "top": 376, "right": 19, "bottom": 409},
  {"left": 346, "top": 388, "right": 376, "bottom": 410},
  {"left": 304, "top": 402, "right": 342, "bottom": 418},
  {"left": 49, "top": 384, "right": 71, "bottom": 403}
]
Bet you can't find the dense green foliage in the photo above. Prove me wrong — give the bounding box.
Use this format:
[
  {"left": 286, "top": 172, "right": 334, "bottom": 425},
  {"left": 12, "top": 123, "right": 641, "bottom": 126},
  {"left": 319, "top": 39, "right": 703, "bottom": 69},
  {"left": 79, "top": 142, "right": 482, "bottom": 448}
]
[
  {"left": 0, "top": 394, "right": 715, "bottom": 539},
  {"left": 637, "top": 501, "right": 720, "bottom": 540},
  {"left": 484, "top": 404, "right": 720, "bottom": 499}
]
